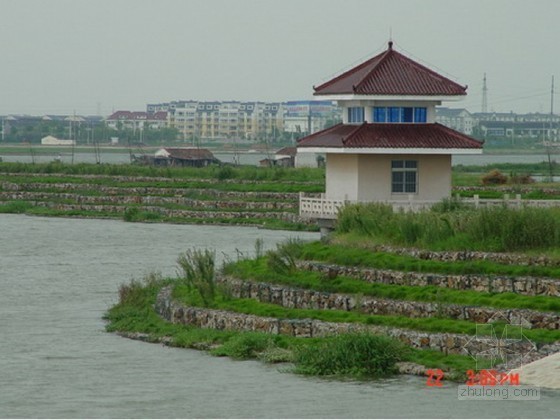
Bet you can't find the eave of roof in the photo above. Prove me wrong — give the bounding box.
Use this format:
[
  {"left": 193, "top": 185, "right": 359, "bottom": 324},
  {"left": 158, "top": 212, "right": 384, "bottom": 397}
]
[{"left": 297, "top": 123, "right": 483, "bottom": 151}]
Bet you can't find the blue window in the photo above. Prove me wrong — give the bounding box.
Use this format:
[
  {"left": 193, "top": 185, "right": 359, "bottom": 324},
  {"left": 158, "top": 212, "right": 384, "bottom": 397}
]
[
  {"left": 347, "top": 107, "right": 364, "bottom": 123},
  {"left": 414, "top": 107, "right": 427, "bottom": 122},
  {"left": 388, "top": 107, "right": 401, "bottom": 122},
  {"left": 373, "top": 107, "right": 386, "bottom": 122},
  {"left": 372, "top": 107, "right": 427, "bottom": 123},
  {"left": 392, "top": 160, "right": 418, "bottom": 193},
  {"left": 403, "top": 107, "right": 413, "bottom": 122}
]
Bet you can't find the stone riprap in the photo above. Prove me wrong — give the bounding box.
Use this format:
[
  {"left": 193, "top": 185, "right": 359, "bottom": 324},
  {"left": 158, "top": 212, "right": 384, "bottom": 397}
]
[
  {"left": 1, "top": 181, "right": 301, "bottom": 201},
  {"left": 28, "top": 202, "right": 300, "bottom": 222},
  {"left": 455, "top": 186, "right": 560, "bottom": 196},
  {"left": 155, "top": 286, "right": 558, "bottom": 359},
  {"left": 217, "top": 276, "right": 560, "bottom": 330},
  {"left": 296, "top": 261, "right": 560, "bottom": 297},
  {"left": 0, "top": 172, "right": 321, "bottom": 186},
  {"left": 344, "top": 243, "right": 560, "bottom": 267},
  {"left": 0, "top": 191, "right": 297, "bottom": 210}
]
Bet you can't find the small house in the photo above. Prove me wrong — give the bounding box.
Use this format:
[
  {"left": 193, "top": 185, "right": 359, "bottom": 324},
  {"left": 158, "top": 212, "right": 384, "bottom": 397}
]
[
  {"left": 297, "top": 41, "right": 483, "bottom": 219},
  {"left": 153, "top": 147, "right": 219, "bottom": 167}
]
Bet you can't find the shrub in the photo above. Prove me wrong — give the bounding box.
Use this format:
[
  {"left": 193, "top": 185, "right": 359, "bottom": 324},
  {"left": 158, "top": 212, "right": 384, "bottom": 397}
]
[
  {"left": 294, "top": 333, "right": 405, "bottom": 378},
  {"left": 266, "top": 238, "right": 304, "bottom": 275},
  {"left": 481, "top": 169, "right": 507, "bottom": 185},
  {"left": 0, "top": 200, "right": 33, "bottom": 214},
  {"left": 216, "top": 166, "right": 235, "bottom": 180},
  {"left": 177, "top": 248, "right": 216, "bottom": 306},
  {"left": 211, "top": 333, "right": 280, "bottom": 359},
  {"left": 509, "top": 173, "right": 535, "bottom": 184}
]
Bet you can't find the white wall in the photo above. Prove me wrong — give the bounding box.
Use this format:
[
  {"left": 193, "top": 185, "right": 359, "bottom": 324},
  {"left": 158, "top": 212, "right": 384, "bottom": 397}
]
[
  {"left": 325, "top": 154, "right": 359, "bottom": 200},
  {"left": 326, "top": 153, "right": 451, "bottom": 203}
]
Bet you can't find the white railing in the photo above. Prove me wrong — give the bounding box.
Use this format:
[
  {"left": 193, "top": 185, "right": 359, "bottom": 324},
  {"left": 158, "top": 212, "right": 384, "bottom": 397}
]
[{"left": 299, "top": 193, "right": 560, "bottom": 219}]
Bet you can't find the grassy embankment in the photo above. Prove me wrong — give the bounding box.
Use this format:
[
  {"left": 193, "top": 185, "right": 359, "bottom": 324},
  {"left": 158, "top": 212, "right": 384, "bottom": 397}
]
[
  {"left": 105, "top": 211, "right": 560, "bottom": 381},
  {"left": 103, "top": 162, "right": 560, "bottom": 381},
  {"left": 0, "top": 162, "right": 324, "bottom": 230},
  {"left": 105, "top": 259, "right": 480, "bottom": 380},
  {"left": 2, "top": 160, "right": 560, "bottom": 229}
]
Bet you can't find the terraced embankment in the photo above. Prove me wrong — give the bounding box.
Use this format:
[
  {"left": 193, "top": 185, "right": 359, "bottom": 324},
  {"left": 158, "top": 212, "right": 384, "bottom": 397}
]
[
  {"left": 106, "top": 237, "right": 560, "bottom": 381},
  {"left": 0, "top": 172, "right": 322, "bottom": 230}
]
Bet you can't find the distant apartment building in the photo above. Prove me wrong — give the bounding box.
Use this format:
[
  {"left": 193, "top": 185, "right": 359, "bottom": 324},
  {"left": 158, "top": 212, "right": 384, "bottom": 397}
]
[
  {"left": 436, "top": 108, "right": 560, "bottom": 141},
  {"left": 147, "top": 100, "right": 338, "bottom": 142},
  {"left": 105, "top": 111, "right": 168, "bottom": 131},
  {"left": 473, "top": 112, "right": 560, "bottom": 140},
  {"left": 435, "top": 107, "right": 475, "bottom": 135},
  {"left": 284, "top": 100, "right": 341, "bottom": 135}
]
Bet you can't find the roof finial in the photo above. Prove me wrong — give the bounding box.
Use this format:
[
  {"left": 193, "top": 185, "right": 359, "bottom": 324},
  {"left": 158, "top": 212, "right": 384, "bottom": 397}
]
[{"left": 388, "top": 27, "right": 393, "bottom": 49}]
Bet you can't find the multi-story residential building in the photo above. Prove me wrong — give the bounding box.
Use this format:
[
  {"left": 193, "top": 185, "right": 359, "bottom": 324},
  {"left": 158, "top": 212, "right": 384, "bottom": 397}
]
[
  {"left": 105, "top": 111, "right": 168, "bottom": 131},
  {"left": 284, "top": 100, "right": 341, "bottom": 135},
  {"left": 163, "top": 100, "right": 285, "bottom": 141},
  {"left": 472, "top": 112, "right": 560, "bottom": 140},
  {"left": 436, "top": 107, "right": 475, "bottom": 135},
  {"left": 148, "top": 100, "right": 339, "bottom": 142},
  {"left": 435, "top": 108, "right": 560, "bottom": 141}
]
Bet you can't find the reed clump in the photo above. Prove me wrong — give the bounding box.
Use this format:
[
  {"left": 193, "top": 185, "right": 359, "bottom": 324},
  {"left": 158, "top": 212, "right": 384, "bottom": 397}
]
[{"left": 337, "top": 202, "right": 560, "bottom": 252}]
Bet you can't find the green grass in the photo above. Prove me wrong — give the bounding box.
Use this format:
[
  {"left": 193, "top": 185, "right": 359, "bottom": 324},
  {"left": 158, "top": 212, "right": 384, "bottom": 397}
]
[
  {"left": 298, "top": 240, "right": 560, "bottom": 278},
  {"left": 0, "top": 161, "right": 325, "bottom": 183},
  {"left": 337, "top": 202, "right": 560, "bottom": 253},
  {"left": 0, "top": 173, "right": 323, "bottom": 193},
  {"left": 172, "top": 284, "right": 560, "bottom": 344},
  {"left": 224, "top": 257, "right": 560, "bottom": 313}
]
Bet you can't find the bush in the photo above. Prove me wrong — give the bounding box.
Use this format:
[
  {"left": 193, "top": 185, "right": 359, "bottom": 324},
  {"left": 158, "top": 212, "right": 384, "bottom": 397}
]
[
  {"left": 481, "top": 169, "right": 507, "bottom": 185},
  {"left": 294, "top": 333, "right": 405, "bottom": 378},
  {"left": 509, "top": 173, "right": 535, "bottom": 184},
  {"left": 266, "top": 238, "right": 304, "bottom": 275},
  {"left": 177, "top": 248, "right": 216, "bottom": 306},
  {"left": 216, "top": 166, "right": 235, "bottom": 180},
  {"left": 211, "top": 333, "right": 280, "bottom": 359},
  {"left": 0, "top": 200, "right": 33, "bottom": 214}
]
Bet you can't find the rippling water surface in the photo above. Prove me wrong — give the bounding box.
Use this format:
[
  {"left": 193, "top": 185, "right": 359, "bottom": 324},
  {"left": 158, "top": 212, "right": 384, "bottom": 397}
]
[{"left": 0, "top": 214, "right": 558, "bottom": 418}]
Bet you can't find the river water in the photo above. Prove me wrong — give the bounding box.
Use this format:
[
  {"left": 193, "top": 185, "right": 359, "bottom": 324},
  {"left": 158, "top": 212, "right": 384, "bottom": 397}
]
[
  {"left": 0, "top": 214, "right": 558, "bottom": 418},
  {"left": 1, "top": 150, "right": 559, "bottom": 167}
]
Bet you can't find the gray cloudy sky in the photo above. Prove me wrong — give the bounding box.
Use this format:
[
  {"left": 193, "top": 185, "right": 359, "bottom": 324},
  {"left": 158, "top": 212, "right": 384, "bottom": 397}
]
[{"left": 1, "top": 0, "right": 559, "bottom": 115}]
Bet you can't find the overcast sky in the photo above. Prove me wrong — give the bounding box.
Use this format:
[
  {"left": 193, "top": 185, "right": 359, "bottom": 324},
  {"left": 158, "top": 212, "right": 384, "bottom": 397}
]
[{"left": 1, "top": 0, "right": 559, "bottom": 116}]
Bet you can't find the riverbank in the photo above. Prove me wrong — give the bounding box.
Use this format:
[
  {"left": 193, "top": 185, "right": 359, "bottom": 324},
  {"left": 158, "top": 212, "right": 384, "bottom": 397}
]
[
  {"left": 0, "top": 162, "right": 325, "bottom": 231},
  {"left": 106, "top": 200, "right": 560, "bottom": 386}
]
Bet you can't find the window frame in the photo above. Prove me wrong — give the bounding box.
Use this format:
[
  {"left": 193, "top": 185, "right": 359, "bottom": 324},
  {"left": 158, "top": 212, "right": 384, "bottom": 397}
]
[
  {"left": 391, "top": 159, "right": 418, "bottom": 194},
  {"left": 347, "top": 107, "right": 365, "bottom": 123},
  {"left": 373, "top": 107, "right": 428, "bottom": 123}
]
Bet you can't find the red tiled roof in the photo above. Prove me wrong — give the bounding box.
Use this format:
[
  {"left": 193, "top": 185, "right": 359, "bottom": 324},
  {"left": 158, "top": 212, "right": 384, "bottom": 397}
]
[
  {"left": 275, "top": 146, "right": 297, "bottom": 156},
  {"left": 314, "top": 42, "right": 467, "bottom": 96},
  {"left": 297, "top": 123, "right": 483, "bottom": 149}
]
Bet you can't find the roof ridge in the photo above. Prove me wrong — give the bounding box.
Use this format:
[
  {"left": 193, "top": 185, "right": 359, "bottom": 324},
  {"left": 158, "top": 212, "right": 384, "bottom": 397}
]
[
  {"left": 296, "top": 122, "right": 344, "bottom": 144},
  {"left": 313, "top": 50, "right": 386, "bottom": 93},
  {"left": 342, "top": 122, "right": 367, "bottom": 145},
  {"left": 353, "top": 48, "right": 392, "bottom": 93}
]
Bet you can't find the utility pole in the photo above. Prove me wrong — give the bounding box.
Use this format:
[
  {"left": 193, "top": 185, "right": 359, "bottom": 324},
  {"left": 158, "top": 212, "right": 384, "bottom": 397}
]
[
  {"left": 482, "top": 73, "right": 488, "bottom": 113},
  {"left": 546, "top": 75, "right": 555, "bottom": 181}
]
